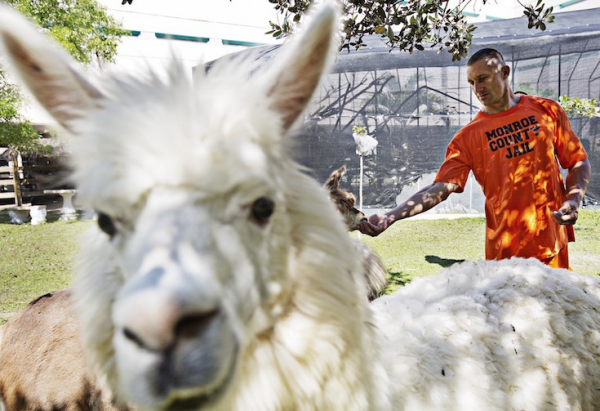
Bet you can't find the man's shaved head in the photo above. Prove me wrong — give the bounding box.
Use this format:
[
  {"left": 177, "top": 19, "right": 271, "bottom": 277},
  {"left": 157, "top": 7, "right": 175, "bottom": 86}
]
[{"left": 467, "top": 48, "right": 506, "bottom": 67}]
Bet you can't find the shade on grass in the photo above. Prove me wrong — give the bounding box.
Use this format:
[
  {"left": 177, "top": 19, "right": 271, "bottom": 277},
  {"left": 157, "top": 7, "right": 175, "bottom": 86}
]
[{"left": 1, "top": 210, "right": 599, "bottom": 324}]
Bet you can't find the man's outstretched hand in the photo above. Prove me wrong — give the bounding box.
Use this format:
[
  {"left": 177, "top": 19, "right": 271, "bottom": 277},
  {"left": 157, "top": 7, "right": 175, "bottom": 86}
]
[
  {"left": 358, "top": 214, "right": 394, "bottom": 237},
  {"left": 552, "top": 200, "right": 580, "bottom": 226}
]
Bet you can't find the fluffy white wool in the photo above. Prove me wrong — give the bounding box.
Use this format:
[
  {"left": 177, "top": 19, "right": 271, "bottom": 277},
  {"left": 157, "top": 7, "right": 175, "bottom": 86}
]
[{"left": 375, "top": 257, "right": 600, "bottom": 410}]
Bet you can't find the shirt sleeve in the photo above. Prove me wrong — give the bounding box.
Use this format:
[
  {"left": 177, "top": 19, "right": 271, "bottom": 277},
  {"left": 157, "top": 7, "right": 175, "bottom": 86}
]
[
  {"left": 434, "top": 134, "right": 472, "bottom": 193},
  {"left": 549, "top": 100, "right": 588, "bottom": 169}
]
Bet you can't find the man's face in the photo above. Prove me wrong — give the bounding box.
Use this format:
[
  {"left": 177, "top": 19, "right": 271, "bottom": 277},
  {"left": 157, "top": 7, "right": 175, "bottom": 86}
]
[{"left": 467, "top": 57, "right": 510, "bottom": 113}]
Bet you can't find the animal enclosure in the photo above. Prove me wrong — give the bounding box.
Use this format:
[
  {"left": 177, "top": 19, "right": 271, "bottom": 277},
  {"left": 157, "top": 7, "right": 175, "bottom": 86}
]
[
  {"left": 2, "top": 3, "right": 600, "bottom": 411},
  {"left": 223, "top": 7, "right": 600, "bottom": 209}
]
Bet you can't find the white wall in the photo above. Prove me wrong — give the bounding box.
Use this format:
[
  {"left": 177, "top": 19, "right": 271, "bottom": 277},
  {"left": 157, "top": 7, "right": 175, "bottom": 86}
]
[
  {"left": 23, "top": 0, "right": 283, "bottom": 125},
  {"left": 98, "top": 0, "right": 282, "bottom": 73}
]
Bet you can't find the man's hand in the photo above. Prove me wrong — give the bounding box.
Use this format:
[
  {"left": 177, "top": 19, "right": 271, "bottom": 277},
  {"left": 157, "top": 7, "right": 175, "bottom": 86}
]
[
  {"left": 552, "top": 200, "right": 580, "bottom": 225},
  {"left": 358, "top": 214, "right": 394, "bottom": 237},
  {"left": 555, "top": 158, "right": 590, "bottom": 226}
]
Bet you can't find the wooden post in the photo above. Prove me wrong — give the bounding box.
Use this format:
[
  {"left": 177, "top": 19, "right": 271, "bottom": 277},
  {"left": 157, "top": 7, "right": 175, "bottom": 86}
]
[{"left": 11, "top": 153, "right": 22, "bottom": 207}]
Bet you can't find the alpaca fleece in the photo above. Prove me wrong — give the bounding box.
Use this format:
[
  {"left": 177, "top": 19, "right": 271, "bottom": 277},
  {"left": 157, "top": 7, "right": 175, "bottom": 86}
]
[{"left": 375, "top": 258, "right": 600, "bottom": 410}]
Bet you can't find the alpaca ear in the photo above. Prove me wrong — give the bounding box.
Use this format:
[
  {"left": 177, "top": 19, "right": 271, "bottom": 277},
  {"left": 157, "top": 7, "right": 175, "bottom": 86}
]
[
  {"left": 267, "top": 4, "right": 339, "bottom": 133},
  {"left": 325, "top": 165, "right": 346, "bottom": 190},
  {"left": 0, "top": 5, "right": 102, "bottom": 131}
]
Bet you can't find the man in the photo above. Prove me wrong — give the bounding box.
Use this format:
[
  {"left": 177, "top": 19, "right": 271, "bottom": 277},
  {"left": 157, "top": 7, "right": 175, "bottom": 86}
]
[{"left": 359, "top": 48, "right": 591, "bottom": 269}]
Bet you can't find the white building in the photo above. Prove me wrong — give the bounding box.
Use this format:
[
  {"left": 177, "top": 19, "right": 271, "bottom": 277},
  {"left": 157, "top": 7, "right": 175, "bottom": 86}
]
[
  {"left": 24, "top": 0, "right": 282, "bottom": 124},
  {"left": 97, "top": 0, "right": 282, "bottom": 73}
]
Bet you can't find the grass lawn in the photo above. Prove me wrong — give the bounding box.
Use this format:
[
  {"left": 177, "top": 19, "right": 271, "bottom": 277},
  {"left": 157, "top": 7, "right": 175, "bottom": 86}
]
[
  {"left": 359, "top": 210, "right": 600, "bottom": 293},
  {"left": 0, "top": 211, "right": 93, "bottom": 324},
  {"left": 1, "top": 209, "right": 599, "bottom": 324}
]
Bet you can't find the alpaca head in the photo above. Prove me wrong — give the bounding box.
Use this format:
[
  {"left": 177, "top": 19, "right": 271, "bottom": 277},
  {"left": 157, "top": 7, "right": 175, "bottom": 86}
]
[
  {"left": 324, "top": 165, "right": 367, "bottom": 231},
  {"left": 0, "top": 5, "right": 355, "bottom": 409}
]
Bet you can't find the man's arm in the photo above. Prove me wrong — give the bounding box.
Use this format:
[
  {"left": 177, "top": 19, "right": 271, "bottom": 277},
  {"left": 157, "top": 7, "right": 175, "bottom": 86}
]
[
  {"left": 358, "top": 181, "right": 460, "bottom": 237},
  {"left": 552, "top": 158, "right": 591, "bottom": 225}
]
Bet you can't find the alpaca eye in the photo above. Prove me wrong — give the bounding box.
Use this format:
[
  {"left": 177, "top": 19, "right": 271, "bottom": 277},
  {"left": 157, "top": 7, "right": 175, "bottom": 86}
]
[
  {"left": 97, "top": 212, "right": 117, "bottom": 238},
  {"left": 250, "top": 197, "right": 275, "bottom": 225}
]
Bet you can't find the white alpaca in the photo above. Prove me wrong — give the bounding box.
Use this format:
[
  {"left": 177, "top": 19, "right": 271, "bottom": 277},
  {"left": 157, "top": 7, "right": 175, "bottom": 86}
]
[
  {"left": 2, "top": 4, "right": 600, "bottom": 411},
  {"left": 0, "top": 166, "right": 384, "bottom": 410},
  {"left": 0, "top": 165, "right": 380, "bottom": 410}
]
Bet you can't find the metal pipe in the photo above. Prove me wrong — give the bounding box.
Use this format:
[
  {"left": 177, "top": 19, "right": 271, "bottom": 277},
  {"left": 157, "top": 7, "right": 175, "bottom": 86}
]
[
  {"left": 566, "top": 41, "right": 588, "bottom": 96},
  {"left": 558, "top": 44, "right": 562, "bottom": 97}
]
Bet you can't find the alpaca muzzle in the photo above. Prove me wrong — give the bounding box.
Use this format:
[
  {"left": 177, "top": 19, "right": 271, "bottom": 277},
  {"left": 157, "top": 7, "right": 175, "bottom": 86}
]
[{"left": 111, "top": 252, "right": 238, "bottom": 408}]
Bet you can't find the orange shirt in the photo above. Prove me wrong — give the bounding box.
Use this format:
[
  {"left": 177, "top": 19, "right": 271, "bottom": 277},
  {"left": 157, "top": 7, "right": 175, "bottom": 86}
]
[{"left": 435, "top": 95, "right": 588, "bottom": 261}]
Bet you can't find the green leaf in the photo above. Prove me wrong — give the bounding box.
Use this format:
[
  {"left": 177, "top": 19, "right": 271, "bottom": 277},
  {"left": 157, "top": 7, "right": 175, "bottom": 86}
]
[{"left": 268, "top": 0, "right": 556, "bottom": 57}]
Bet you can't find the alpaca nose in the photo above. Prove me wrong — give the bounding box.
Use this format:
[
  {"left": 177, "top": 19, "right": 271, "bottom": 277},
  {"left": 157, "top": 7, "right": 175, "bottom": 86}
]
[
  {"left": 348, "top": 207, "right": 367, "bottom": 231},
  {"left": 121, "top": 306, "right": 221, "bottom": 352},
  {"left": 113, "top": 270, "right": 221, "bottom": 352},
  {"left": 353, "top": 207, "right": 367, "bottom": 221}
]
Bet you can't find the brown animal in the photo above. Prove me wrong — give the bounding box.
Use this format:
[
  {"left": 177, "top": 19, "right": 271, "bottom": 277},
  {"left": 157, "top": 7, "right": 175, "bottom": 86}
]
[
  {"left": 324, "top": 165, "right": 389, "bottom": 301},
  {"left": 0, "top": 290, "right": 131, "bottom": 411},
  {"left": 324, "top": 165, "right": 368, "bottom": 231}
]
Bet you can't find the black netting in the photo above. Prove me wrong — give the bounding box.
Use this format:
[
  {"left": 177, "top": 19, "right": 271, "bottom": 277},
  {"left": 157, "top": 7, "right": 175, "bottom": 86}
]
[{"left": 216, "top": 7, "right": 600, "bottom": 208}]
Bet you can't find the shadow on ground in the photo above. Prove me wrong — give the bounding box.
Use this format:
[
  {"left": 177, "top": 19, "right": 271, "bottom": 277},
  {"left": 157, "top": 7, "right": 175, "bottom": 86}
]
[
  {"left": 386, "top": 271, "right": 409, "bottom": 292},
  {"left": 425, "top": 255, "right": 465, "bottom": 268}
]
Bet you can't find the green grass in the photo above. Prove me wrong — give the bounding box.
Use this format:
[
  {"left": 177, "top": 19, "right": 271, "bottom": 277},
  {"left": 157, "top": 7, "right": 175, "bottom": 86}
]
[
  {"left": 0, "top": 212, "right": 92, "bottom": 324},
  {"left": 357, "top": 210, "right": 600, "bottom": 293},
  {"left": 1, "top": 209, "right": 599, "bottom": 325}
]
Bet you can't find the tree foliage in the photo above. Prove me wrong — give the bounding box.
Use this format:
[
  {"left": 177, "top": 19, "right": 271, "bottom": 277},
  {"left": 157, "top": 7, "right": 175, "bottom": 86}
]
[
  {"left": 559, "top": 96, "right": 600, "bottom": 119},
  {"left": 1, "top": 0, "right": 126, "bottom": 153},
  {"left": 6, "top": 0, "right": 127, "bottom": 64},
  {"left": 267, "top": 0, "right": 555, "bottom": 61},
  {"left": 0, "top": 71, "right": 40, "bottom": 154}
]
